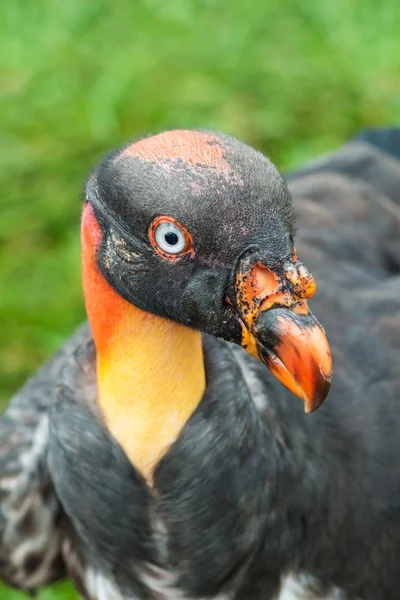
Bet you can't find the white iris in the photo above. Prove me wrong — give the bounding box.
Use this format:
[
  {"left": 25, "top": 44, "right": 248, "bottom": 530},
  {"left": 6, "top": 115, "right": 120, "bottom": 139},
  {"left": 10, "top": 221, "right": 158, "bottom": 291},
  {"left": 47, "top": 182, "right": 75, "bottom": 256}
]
[{"left": 154, "top": 221, "right": 187, "bottom": 254}]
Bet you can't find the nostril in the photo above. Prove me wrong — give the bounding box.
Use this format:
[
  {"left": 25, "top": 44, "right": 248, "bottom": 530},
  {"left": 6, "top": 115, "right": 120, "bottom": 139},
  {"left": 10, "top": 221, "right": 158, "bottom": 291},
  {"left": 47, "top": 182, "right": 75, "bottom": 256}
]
[
  {"left": 251, "top": 263, "right": 280, "bottom": 298},
  {"left": 232, "top": 261, "right": 281, "bottom": 318}
]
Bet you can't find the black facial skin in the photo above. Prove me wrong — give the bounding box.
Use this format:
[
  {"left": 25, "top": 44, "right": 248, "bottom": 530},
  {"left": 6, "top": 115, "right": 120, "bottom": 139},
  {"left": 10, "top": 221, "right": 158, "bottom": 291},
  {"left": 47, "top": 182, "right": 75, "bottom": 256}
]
[{"left": 86, "top": 131, "right": 295, "bottom": 346}]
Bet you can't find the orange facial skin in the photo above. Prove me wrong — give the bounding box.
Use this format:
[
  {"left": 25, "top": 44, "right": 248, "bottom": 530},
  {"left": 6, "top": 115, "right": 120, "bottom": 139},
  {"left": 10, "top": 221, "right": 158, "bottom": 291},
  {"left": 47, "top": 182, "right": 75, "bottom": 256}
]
[
  {"left": 233, "top": 253, "right": 332, "bottom": 412},
  {"left": 234, "top": 259, "right": 315, "bottom": 325},
  {"left": 81, "top": 203, "right": 205, "bottom": 484},
  {"left": 115, "top": 131, "right": 236, "bottom": 183}
]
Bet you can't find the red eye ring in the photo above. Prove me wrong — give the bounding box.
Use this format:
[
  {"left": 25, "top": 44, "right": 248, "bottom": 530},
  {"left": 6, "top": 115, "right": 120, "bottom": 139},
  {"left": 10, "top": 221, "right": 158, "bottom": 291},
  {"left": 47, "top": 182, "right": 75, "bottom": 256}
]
[{"left": 149, "top": 216, "right": 195, "bottom": 262}]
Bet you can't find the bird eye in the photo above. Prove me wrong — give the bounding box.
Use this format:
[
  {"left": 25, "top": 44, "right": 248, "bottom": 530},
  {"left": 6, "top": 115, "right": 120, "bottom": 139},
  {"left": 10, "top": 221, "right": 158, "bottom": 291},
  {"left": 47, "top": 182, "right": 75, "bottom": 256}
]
[
  {"left": 155, "top": 221, "right": 186, "bottom": 254},
  {"left": 149, "top": 216, "right": 194, "bottom": 260}
]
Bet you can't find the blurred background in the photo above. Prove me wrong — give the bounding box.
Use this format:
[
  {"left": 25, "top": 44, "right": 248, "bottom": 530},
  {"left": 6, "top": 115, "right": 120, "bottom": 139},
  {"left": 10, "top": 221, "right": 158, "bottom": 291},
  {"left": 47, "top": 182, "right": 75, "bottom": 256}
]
[{"left": 1, "top": 0, "right": 400, "bottom": 597}]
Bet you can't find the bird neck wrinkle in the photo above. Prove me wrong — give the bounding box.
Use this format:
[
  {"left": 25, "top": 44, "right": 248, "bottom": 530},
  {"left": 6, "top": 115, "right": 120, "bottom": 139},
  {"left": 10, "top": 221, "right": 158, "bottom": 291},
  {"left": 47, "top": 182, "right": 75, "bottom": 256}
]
[{"left": 81, "top": 203, "right": 206, "bottom": 485}]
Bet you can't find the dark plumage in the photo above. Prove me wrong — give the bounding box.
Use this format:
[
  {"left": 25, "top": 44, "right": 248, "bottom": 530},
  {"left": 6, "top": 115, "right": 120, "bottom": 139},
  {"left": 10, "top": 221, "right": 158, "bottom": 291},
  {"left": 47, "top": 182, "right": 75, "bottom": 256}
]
[{"left": 1, "top": 129, "right": 400, "bottom": 600}]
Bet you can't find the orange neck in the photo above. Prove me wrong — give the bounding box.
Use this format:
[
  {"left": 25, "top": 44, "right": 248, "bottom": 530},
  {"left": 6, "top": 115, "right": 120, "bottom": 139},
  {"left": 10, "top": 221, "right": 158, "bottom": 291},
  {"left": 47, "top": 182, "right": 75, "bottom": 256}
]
[{"left": 81, "top": 204, "right": 206, "bottom": 483}]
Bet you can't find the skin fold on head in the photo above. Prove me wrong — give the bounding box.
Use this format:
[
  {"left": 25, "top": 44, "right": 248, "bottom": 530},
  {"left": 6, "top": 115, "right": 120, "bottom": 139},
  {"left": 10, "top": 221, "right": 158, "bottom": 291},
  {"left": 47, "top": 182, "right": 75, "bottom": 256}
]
[{"left": 81, "top": 129, "right": 332, "bottom": 483}]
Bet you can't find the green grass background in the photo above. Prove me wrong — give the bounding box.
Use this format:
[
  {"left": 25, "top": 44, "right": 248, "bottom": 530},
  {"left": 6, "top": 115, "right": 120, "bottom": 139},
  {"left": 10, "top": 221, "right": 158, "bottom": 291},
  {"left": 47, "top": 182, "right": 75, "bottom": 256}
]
[{"left": 0, "top": 0, "right": 399, "bottom": 597}]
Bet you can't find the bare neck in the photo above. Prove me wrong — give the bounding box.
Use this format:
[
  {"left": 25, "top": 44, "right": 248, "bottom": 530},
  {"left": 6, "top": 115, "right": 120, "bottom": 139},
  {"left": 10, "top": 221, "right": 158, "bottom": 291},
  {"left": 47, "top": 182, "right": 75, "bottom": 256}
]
[{"left": 81, "top": 204, "right": 206, "bottom": 483}]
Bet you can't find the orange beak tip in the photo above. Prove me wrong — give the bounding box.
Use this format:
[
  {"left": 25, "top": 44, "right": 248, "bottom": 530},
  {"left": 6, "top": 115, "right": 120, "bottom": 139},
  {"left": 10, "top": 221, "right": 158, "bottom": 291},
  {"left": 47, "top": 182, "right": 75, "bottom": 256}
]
[
  {"left": 302, "top": 370, "right": 332, "bottom": 414},
  {"left": 239, "top": 309, "right": 333, "bottom": 412}
]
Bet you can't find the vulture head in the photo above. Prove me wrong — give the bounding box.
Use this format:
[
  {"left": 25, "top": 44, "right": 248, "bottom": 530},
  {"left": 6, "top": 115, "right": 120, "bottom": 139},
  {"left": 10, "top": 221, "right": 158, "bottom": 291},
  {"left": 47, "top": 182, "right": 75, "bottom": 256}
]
[{"left": 81, "top": 130, "right": 332, "bottom": 418}]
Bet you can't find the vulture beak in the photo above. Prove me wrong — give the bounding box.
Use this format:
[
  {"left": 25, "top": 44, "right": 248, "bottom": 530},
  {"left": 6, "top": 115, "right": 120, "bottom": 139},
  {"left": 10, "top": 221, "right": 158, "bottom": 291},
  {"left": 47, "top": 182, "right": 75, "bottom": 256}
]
[{"left": 229, "top": 250, "right": 332, "bottom": 412}]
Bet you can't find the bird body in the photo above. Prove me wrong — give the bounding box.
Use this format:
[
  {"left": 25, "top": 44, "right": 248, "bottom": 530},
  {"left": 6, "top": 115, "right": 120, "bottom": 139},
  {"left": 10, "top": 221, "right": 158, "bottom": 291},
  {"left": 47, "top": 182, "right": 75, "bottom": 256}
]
[{"left": 1, "top": 129, "right": 400, "bottom": 599}]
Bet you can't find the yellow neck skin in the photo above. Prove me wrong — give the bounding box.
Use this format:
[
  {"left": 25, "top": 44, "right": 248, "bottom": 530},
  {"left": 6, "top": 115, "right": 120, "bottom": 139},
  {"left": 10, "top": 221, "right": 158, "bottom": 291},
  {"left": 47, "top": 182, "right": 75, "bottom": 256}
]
[{"left": 81, "top": 204, "right": 206, "bottom": 484}]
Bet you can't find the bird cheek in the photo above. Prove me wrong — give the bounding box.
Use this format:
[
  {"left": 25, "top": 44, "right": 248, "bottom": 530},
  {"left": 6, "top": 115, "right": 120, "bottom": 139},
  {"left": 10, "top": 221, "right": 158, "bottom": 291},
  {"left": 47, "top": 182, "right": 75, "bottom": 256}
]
[{"left": 181, "top": 270, "right": 232, "bottom": 332}]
